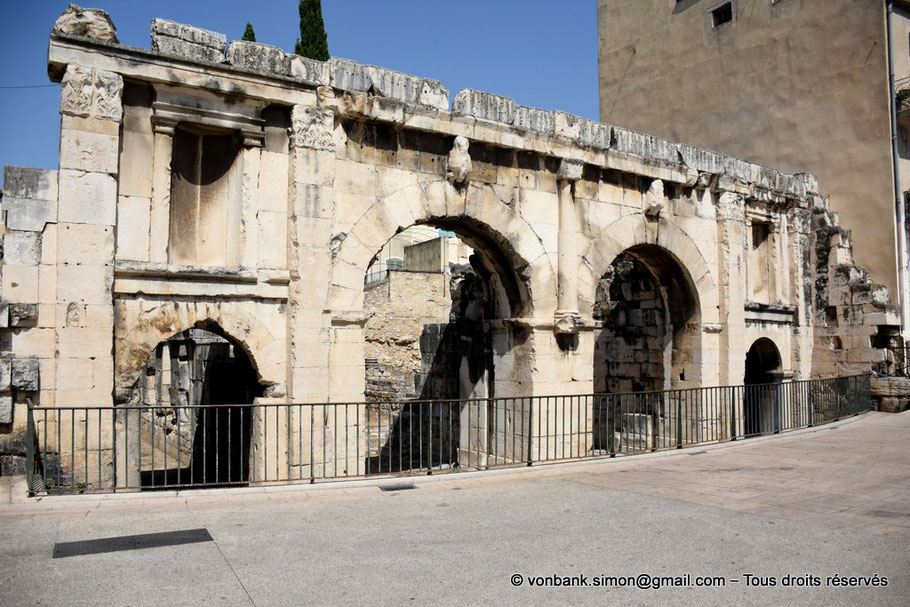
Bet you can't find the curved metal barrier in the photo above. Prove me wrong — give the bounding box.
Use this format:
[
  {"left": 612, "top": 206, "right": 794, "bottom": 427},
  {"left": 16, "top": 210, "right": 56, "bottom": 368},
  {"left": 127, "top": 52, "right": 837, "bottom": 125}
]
[{"left": 25, "top": 374, "right": 871, "bottom": 495}]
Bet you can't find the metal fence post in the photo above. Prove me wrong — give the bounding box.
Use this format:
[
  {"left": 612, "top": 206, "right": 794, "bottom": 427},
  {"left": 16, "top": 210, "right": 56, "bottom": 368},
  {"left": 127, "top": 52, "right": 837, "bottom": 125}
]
[
  {"left": 676, "top": 393, "right": 683, "bottom": 449},
  {"left": 608, "top": 396, "right": 616, "bottom": 457},
  {"left": 807, "top": 382, "right": 814, "bottom": 428},
  {"left": 527, "top": 397, "right": 534, "bottom": 466},
  {"left": 25, "top": 401, "right": 35, "bottom": 497},
  {"left": 651, "top": 393, "right": 658, "bottom": 452}
]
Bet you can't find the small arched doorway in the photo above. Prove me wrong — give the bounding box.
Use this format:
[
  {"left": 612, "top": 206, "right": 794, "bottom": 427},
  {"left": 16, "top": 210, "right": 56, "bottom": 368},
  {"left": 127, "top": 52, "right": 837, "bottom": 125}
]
[
  {"left": 133, "top": 325, "right": 263, "bottom": 487},
  {"left": 743, "top": 338, "right": 782, "bottom": 436}
]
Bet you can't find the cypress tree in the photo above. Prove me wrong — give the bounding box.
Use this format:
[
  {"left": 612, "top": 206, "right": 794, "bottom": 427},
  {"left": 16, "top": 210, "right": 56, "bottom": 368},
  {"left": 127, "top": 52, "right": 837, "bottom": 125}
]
[
  {"left": 242, "top": 22, "right": 256, "bottom": 42},
  {"left": 294, "top": 0, "right": 330, "bottom": 61}
]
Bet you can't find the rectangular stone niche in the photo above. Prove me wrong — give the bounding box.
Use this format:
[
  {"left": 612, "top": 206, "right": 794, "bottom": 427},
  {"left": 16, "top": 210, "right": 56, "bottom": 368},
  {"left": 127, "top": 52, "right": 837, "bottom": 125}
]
[{"left": 169, "top": 125, "right": 242, "bottom": 267}]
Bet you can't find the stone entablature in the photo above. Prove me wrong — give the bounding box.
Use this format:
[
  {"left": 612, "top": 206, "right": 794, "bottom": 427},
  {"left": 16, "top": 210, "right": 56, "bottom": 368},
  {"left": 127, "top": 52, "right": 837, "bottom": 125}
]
[{"left": 46, "top": 19, "right": 816, "bottom": 206}]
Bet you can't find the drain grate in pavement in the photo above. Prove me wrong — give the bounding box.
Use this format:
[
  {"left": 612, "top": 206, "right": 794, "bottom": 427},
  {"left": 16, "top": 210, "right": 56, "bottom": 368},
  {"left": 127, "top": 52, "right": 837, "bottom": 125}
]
[
  {"left": 53, "top": 528, "right": 213, "bottom": 559},
  {"left": 379, "top": 483, "right": 417, "bottom": 492},
  {"left": 687, "top": 450, "right": 707, "bottom": 456}
]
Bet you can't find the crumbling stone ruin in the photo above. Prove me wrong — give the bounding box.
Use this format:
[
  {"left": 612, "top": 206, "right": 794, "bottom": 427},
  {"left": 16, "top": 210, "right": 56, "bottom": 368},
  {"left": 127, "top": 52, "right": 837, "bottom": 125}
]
[{"left": 0, "top": 6, "right": 901, "bottom": 480}]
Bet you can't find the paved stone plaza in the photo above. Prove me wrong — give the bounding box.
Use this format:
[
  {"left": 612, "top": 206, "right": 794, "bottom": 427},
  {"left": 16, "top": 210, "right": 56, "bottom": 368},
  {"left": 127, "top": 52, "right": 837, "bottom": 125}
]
[{"left": 1, "top": 411, "right": 907, "bottom": 606}]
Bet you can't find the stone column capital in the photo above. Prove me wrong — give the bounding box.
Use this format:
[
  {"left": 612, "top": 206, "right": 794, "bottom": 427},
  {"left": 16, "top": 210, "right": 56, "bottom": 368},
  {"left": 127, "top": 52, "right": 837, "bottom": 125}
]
[
  {"left": 60, "top": 65, "right": 123, "bottom": 122},
  {"left": 716, "top": 191, "right": 745, "bottom": 222},
  {"left": 151, "top": 116, "right": 177, "bottom": 136},
  {"left": 290, "top": 105, "right": 335, "bottom": 151}
]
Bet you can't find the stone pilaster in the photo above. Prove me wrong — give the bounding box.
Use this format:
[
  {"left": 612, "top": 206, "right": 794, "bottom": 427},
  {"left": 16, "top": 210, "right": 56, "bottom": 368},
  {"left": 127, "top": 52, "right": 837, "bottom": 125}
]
[
  {"left": 55, "top": 65, "right": 122, "bottom": 407},
  {"left": 715, "top": 191, "right": 747, "bottom": 388},
  {"left": 287, "top": 103, "right": 360, "bottom": 476},
  {"left": 778, "top": 212, "right": 791, "bottom": 304},
  {"left": 769, "top": 218, "right": 782, "bottom": 304},
  {"left": 555, "top": 158, "right": 583, "bottom": 334},
  {"left": 743, "top": 216, "right": 755, "bottom": 303},
  {"left": 787, "top": 207, "right": 814, "bottom": 379},
  {"left": 239, "top": 146, "right": 262, "bottom": 268}
]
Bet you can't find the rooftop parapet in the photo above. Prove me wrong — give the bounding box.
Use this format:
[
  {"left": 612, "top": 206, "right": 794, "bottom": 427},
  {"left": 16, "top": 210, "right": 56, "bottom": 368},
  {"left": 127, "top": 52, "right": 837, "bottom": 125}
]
[
  {"left": 47, "top": 7, "right": 819, "bottom": 200},
  {"left": 225, "top": 40, "right": 330, "bottom": 86},
  {"left": 150, "top": 18, "right": 226, "bottom": 64},
  {"left": 328, "top": 57, "right": 449, "bottom": 112},
  {"left": 451, "top": 88, "right": 817, "bottom": 199}
]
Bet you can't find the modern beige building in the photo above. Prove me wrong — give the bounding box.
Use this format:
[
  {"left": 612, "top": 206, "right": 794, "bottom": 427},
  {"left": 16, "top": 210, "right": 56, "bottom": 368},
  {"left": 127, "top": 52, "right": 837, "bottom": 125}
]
[{"left": 598, "top": 0, "right": 910, "bottom": 333}]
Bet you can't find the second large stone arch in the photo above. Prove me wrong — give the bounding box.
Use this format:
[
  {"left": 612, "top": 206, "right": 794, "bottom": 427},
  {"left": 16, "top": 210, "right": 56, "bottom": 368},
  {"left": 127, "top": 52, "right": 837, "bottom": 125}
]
[{"left": 583, "top": 216, "right": 718, "bottom": 452}]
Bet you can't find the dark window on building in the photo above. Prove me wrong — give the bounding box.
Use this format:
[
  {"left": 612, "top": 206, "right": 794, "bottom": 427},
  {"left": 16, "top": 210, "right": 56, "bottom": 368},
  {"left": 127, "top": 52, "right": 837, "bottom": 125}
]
[
  {"left": 752, "top": 222, "right": 769, "bottom": 250},
  {"left": 711, "top": 2, "right": 734, "bottom": 27}
]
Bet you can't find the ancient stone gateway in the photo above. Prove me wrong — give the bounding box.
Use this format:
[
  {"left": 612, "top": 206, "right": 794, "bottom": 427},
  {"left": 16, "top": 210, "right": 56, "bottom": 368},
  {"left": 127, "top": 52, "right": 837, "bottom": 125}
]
[{"left": 0, "top": 9, "right": 897, "bottom": 486}]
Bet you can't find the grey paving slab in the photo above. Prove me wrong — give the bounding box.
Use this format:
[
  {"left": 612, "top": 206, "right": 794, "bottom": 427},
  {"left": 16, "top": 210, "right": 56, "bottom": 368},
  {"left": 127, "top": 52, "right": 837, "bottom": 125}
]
[{"left": 0, "top": 411, "right": 907, "bottom": 606}]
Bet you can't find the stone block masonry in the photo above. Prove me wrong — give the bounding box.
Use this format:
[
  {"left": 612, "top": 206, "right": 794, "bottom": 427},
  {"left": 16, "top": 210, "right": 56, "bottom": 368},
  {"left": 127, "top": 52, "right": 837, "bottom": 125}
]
[{"left": 0, "top": 5, "right": 899, "bottom": 488}]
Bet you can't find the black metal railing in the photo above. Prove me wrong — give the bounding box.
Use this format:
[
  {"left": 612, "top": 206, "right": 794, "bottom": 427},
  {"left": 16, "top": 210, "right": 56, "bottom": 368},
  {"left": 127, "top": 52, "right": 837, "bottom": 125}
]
[{"left": 25, "top": 375, "right": 870, "bottom": 495}]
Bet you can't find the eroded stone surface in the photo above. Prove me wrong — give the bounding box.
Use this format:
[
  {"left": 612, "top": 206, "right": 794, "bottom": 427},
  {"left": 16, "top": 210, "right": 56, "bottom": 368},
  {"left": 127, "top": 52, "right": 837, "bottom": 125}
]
[
  {"left": 329, "top": 58, "right": 449, "bottom": 110},
  {"left": 10, "top": 359, "right": 39, "bottom": 392},
  {"left": 60, "top": 66, "right": 123, "bottom": 122},
  {"left": 150, "top": 18, "right": 226, "bottom": 63},
  {"left": 446, "top": 136, "right": 472, "bottom": 183},
  {"left": 644, "top": 179, "right": 664, "bottom": 217},
  {"left": 0, "top": 394, "right": 11, "bottom": 425},
  {"left": 52, "top": 4, "right": 118, "bottom": 43},
  {"left": 291, "top": 105, "right": 334, "bottom": 151},
  {"left": 226, "top": 40, "right": 295, "bottom": 78},
  {"left": 452, "top": 89, "right": 516, "bottom": 123}
]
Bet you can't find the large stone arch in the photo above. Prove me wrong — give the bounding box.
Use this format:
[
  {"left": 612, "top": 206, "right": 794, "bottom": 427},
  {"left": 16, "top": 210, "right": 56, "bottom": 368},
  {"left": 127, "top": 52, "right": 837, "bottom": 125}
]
[
  {"left": 114, "top": 300, "right": 286, "bottom": 403},
  {"left": 583, "top": 215, "right": 717, "bottom": 392},
  {"left": 330, "top": 179, "right": 557, "bottom": 317},
  {"left": 580, "top": 215, "right": 717, "bottom": 324}
]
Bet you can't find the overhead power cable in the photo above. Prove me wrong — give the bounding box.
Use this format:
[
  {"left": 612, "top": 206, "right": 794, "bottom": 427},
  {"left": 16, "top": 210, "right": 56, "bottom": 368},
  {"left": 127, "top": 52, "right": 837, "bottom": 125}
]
[{"left": 0, "top": 84, "right": 56, "bottom": 90}]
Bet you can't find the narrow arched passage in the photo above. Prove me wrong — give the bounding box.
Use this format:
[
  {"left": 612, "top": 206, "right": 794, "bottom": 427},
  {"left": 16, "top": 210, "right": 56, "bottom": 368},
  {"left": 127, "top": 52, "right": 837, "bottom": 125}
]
[
  {"left": 743, "top": 338, "right": 783, "bottom": 436},
  {"left": 132, "top": 325, "right": 263, "bottom": 488},
  {"left": 594, "top": 244, "right": 701, "bottom": 393}
]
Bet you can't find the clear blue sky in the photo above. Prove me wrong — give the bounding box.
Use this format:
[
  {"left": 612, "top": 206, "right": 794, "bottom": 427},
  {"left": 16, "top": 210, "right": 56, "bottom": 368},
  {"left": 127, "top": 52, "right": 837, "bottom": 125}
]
[{"left": 0, "top": 1, "right": 599, "bottom": 172}]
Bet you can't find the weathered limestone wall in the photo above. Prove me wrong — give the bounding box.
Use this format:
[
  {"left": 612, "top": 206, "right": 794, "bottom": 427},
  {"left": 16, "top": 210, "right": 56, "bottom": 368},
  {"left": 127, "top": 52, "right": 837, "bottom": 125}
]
[
  {"left": 594, "top": 254, "right": 669, "bottom": 394},
  {"left": 363, "top": 270, "right": 452, "bottom": 401},
  {"left": 0, "top": 7, "right": 901, "bottom": 482},
  {"left": 55, "top": 65, "right": 122, "bottom": 409},
  {"left": 0, "top": 167, "right": 57, "bottom": 472}
]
